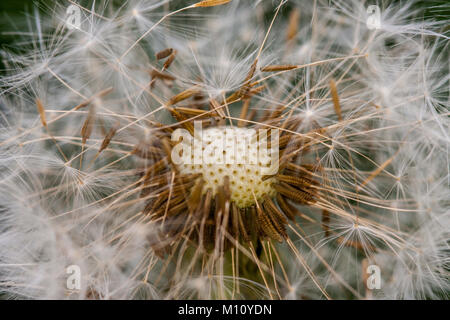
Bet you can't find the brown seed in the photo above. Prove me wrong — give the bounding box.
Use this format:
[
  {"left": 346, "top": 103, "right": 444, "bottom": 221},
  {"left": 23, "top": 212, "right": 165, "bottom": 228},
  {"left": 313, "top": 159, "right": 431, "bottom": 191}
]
[
  {"left": 99, "top": 124, "right": 118, "bottom": 153},
  {"left": 276, "top": 194, "right": 296, "bottom": 221},
  {"left": 167, "top": 86, "right": 201, "bottom": 106},
  {"left": 263, "top": 195, "right": 288, "bottom": 226},
  {"left": 240, "top": 59, "right": 258, "bottom": 94},
  {"left": 81, "top": 107, "right": 96, "bottom": 145},
  {"left": 245, "top": 85, "right": 265, "bottom": 97},
  {"left": 222, "top": 176, "right": 231, "bottom": 200},
  {"left": 256, "top": 202, "right": 283, "bottom": 243},
  {"left": 150, "top": 68, "right": 176, "bottom": 81},
  {"left": 155, "top": 48, "right": 173, "bottom": 60},
  {"left": 262, "top": 202, "right": 287, "bottom": 240},
  {"left": 273, "top": 182, "right": 316, "bottom": 204},
  {"left": 329, "top": 79, "right": 342, "bottom": 121},
  {"left": 175, "top": 107, "right": 209, "bottom": 118},
  {"left": 286, "top": 8, "right": 300, "bottom": 42},
  {"left": 260, "top": 65, "right": 297, "bottom": 72},
  {"left": 276, "top": 174, "right": 316, "bottom": 188},
  {"left": 244, "top": 59, "right": 258, "bottom": 83},
  {"left": 286, "top": 162, "right": 318, "bottom": 177},
  {"left": 247, "top": 109, "right": 257, "bottom": 123},
  {"left": 224, "top": 91, "right": 241, "bottom": 104},
  {"left": 203, "top": 188, "right": 213, "bottom": 219},
  {"left": 264, "top": 199, "right": 288, "bottom": 233},
  {"left": 163, "top": 50, "right": 177, "bottom": 70},
  {"left": 237, "top": 98, "right": 250, "bottom": 127},
  {"left": 188, "top": 178, "right": 204, "bottom": 210},
  {"left": 214, "top": 189, "right": 225, "bottom": 221},
  {"left": 193, "top": 0, "right": 231, "bottom": 7},
  {"left": 36, "top": 98, "right": 47, "bottom": 128},
  {"left": 193, "top": 93, "right": 204, "bottom": 101}
]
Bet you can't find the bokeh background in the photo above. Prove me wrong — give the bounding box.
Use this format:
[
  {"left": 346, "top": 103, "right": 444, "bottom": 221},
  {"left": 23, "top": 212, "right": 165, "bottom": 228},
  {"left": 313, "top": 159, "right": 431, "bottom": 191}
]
[{"left": 1, "top": 0, "right": 449, "bottom": 49}]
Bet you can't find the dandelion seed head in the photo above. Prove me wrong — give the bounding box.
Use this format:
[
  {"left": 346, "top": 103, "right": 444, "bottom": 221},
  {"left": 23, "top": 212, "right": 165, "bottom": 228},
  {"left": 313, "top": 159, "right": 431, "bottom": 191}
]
[{"left": 0, "top": 0, "right": 448, "bottom": 300}]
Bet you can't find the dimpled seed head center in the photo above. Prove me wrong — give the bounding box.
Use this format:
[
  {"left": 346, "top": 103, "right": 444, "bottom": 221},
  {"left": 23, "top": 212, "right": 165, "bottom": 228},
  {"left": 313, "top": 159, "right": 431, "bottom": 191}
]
[{"left": 178, "top": 126, "right": 276, "bottom": 208}]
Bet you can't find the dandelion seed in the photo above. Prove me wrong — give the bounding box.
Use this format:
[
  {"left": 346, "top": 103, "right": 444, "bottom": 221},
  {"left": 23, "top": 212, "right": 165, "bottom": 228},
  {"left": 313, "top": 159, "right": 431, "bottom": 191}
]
[
  {"left": 261, "top": 65, "right": 298, "bottom": 72},
  {"left": 329, "top": 79, "right": 343, "bottom": 121},
  {"left": 167, "top": 86, "right": 201, "bottom": 106},
  {"left": 35, "top": 98, "right": 47, "bottom": 128},
  {"left": 163, "top": 50, "right": 177, "bottom": 70},
  {"left": 193, "top": 0, "right": 232, "bottom": 8},
  {"left": 286, "top": 8, "right": 300, "bottom": 42},
  {"left": 156, "top": 48, "right": 174, "bottom": 60}
]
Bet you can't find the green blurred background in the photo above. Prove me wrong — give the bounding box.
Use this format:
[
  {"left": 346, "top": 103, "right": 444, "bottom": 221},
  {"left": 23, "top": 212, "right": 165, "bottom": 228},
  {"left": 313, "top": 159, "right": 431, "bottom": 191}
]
[
  {"left": 1, "top": 0, "right": 449, "bottom": 48},
  {"left": 0, "top": 0, "right": 448, "bottom": 46}
]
